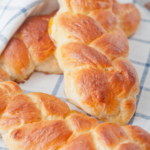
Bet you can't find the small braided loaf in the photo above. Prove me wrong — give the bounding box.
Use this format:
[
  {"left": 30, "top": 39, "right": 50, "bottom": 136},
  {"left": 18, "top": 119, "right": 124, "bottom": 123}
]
[
  {"left": 0, "top": 81, "right": 149, "bottom": 150},
  {"left": 0, "top": 12, "right": 62, "bottom": 83},
  {"left": 50, "top": 0, "right": 140, "bottom": 125},
  {"left": 0, "top": 1, "right": 140, "bottom": 83}
]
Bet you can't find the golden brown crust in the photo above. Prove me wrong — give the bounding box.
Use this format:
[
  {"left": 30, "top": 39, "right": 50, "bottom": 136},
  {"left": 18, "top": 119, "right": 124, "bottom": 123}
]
[
  {"left": 28, "top": 92, "right": 70, "bottom": 118},
  {"left": 120, "top": 98, "right": 136, "bottom": 122},
  {"left": 58, "top": 13, "right": 106, "bottom": 44},
  {"left": 64, "top": 133, "right": 96, "bottom": 150},
  {"left": 69, "top": 0, "right": 113, "bottom": 14},
  {"left": 112, "top": 0, "right": 141, "bottom": 37},
  {"left": 75, "top": 68, "right": 119, "bottom": 116},
  {"left": 0, "top": 81, "right": 149, "bottom": 150},
  {"left": 50, "top": 0, "right": 139, "bottom": 125},
  {"left": 18, "top": 16, "right": 49, "bottom": 48},
  {"left": 68, "top": 113, "right": 99, "bottom": 133},
  {"left": 17, "top": 15, "right": 55, "bottom": 65},
  {"left": 123, "top": 126, "right": 150, "bottom": 150},
  {"left": 0, "top": 12, "right": 62, "bottom": 82},
  {"left": 90, "top": 28, "right": 129, "bottom": 61},
  {"left": 106, "top": 58, "right": 139, "bottom": 99},
  {"left": 91, "top": 10, "right": 118, "bottom": 32},
  {"left": 95, "top": 123, "right": 127, "bottom": 149},
  {"left": 0, "top": 1, "right": 140, "bottom": 82},
  {"left": 17, "top": 11, "right": 57, "bottom": 48},
  {"left": 117, "top": 143, "right": 141, "bottom": 150},
  {"left": 0, "top": 94, "right": 11, "bottom": 116},
  {"left": 67, "top": 0, "right": 140, "bottom": 37},
  {"left": 1, "top": 38, "right": 32, "bottom": 76},
  {"left": 0, "top": 116, "right": 21, "bottom": 131},
  {"left": 0, "top": 83, "right": 26, "bottom": 124},
  {"left": 11, "top": 120, "right": 72, "bottom": 150},
  {"left": 5, "top": 94, "right": 42, "bottom": 123},
  {"left": 28, "top": 32, "right": 55, "bottom": 64},
  {"left": 0, "top": 81, "right": 23, "bottom": 94},
  {"left": 0, "top": 67, "right": 9, "bottom": 81},
  {"left": 61, "top": 43, "right": 112, "bottom": 69}
]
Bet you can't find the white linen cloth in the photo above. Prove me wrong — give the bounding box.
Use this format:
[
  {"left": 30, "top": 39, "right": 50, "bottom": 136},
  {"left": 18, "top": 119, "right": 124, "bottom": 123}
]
[
  {"left": 0, "top": 0, "right": 150, "bottom": 149},
  {"left": 136, "top": 0, "right": 150, "bottom": 7}
]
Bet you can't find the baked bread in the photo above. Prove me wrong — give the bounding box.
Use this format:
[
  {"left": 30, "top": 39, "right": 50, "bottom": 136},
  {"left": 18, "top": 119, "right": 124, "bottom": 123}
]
[
  {"left": 0, "top": 12, "right": 63, "bottom": 83},
  {"left": 50, "top": 0, "right": 140, "bottom": 125},
  {"left": 0, "top": 1, "right": 140, "bottom": 83},
  {"left": 0, "top": 81, "right": 149, "bottom": 150},
  {"left": 113, "top": 0, "right": 141, "bottom": 37}
]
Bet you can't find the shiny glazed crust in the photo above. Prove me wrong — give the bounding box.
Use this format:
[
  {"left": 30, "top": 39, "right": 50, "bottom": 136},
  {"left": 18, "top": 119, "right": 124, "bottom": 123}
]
[
  {"left": 0, "top": 1, "right": 140, "bottom": 83},
  {"left": 0, "top": 12, "right": 62, "bottom": 82},
  {"left": 0, "top": 81, "right": 149, "bottom": 150},
  {"left": 50, "top": 0, "right": 140, "bottom": 125},
  {"left": 113, "top": 0, "right": 141, "bottom": 37}
]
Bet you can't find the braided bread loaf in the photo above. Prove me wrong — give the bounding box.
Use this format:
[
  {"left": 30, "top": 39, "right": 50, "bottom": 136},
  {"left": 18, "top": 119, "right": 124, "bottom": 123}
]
[
  {"left": 0, "top": 1, "right": 140, "bottom": 83},
  {"left": 0, "top": 12, "right": 63, "bottom": 83},
  {"left": 50, "top": 0, "right": 140, "bottom": 125},
  {"left": 0, "top": 81, "right": 149, "bottom": 150}
]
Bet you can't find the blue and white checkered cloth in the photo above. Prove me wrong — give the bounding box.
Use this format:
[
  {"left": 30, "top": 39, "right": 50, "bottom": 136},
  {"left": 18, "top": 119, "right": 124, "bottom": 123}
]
[
  {"left": 0, "top": 0, "right": 150, "bottom": 149},
  {"left": 0, "top": 0, "right": 58, "bottom": 54}
]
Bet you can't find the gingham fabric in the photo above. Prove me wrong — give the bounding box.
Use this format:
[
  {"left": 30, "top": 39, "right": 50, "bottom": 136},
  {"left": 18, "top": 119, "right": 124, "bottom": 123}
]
[
  {"left": 0, "top": 0, "right": 150, "bottom": 149},
  {"left": 0, "top": 0, "right": 58, "bottom": 54}
]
